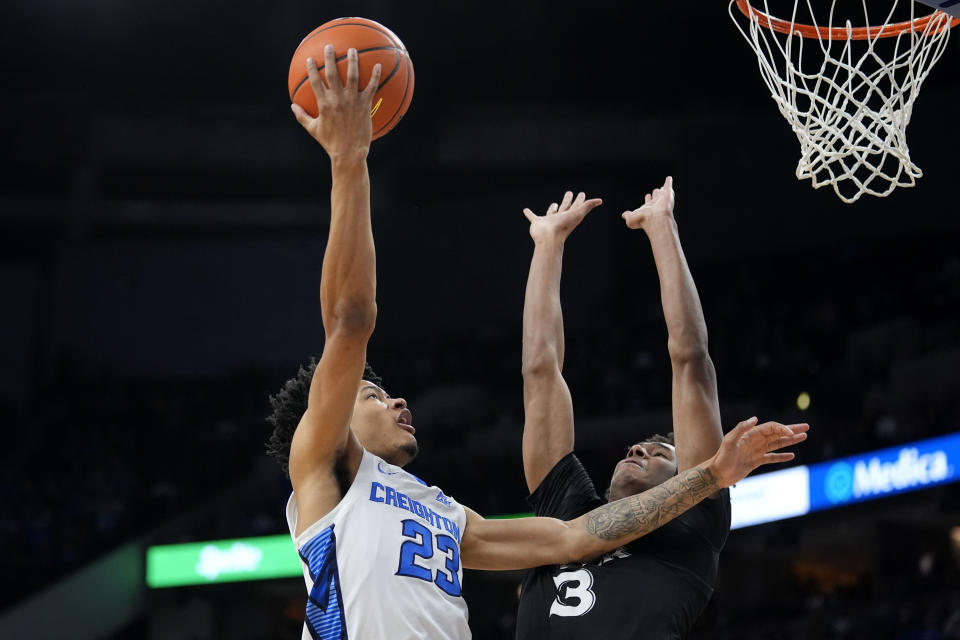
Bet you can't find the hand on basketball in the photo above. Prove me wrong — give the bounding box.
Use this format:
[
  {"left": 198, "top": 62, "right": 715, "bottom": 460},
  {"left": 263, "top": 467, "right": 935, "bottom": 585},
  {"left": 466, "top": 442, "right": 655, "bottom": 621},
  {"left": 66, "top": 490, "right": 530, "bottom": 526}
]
[
  {"left": 522, "top": 191, "right": 603, "bottom": 244},
  {"left": 291, "top": 45, "right": 382, "bottom": 160},
  {"left": 622, "top": 176, "right": 675, "bottom": 230},
  {"left": 707, "top": 417, "right": 809, "bottom": 489}
]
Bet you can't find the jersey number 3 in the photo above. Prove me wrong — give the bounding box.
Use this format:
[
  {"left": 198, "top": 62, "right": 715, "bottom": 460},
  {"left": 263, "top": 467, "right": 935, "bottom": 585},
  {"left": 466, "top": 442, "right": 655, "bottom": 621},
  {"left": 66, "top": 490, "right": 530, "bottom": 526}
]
[
  {"left": 550, "top": 568, "right": 597, "bottom": 617},
  {"left": 395, "top": 519, "right": 462, "bottom": 597}
]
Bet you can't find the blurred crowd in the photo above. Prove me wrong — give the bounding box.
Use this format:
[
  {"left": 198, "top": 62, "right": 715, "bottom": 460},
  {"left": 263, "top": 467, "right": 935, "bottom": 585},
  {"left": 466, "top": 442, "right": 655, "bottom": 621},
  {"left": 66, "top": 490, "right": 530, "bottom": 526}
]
[
  {"left": 3, "top": 238, "right": 960, "bottom": 637},
  {"left": 0, "top": 372, "right": 269, "bottom": 607}
]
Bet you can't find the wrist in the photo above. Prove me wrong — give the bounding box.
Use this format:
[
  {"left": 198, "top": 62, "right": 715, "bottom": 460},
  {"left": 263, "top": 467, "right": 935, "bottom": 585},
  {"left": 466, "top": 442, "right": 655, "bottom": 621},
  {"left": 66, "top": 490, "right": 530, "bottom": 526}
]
[
  {"left": 533, "top": 235, "right": 565, "bottom": 250},
  {"left": 330, "top": 152, "right": 369, "bottom": 174},
  {"left": 642, "top": 216, "right": 678, "bottom": 239},
  {"left": 703, "top": 457, "right": 728, "bottom": 489}
]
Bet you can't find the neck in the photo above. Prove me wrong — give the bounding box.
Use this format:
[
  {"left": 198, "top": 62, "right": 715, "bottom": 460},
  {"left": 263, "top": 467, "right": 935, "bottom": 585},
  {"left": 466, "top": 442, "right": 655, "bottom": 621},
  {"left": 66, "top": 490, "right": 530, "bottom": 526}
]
[{"left": 608, "top": 481, "right": 653, "bottom": 503}]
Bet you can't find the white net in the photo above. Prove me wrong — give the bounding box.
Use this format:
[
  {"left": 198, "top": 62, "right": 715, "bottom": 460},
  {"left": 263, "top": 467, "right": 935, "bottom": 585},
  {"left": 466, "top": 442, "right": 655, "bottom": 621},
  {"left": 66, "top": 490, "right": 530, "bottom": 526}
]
[{"left": 729, "top": 0, "right": 955, "bottom": 203}]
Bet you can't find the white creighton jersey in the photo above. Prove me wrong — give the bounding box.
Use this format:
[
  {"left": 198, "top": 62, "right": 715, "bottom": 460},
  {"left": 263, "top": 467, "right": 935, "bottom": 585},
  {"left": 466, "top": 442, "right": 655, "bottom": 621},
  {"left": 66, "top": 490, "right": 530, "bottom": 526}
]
[{"left": 286, "top": 449, "right": 471, "bottom": 640}]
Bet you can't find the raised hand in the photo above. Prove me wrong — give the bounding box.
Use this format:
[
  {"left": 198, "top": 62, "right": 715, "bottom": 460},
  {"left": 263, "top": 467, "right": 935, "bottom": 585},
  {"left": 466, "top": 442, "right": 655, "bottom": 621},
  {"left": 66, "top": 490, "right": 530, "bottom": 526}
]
[
  {"left": 523, "top": 191, "right": 603, "bottom": 244},
  {"left": 622, "top": 176, "right": 675, "bottom": 230},
  {"left": 291, "top": 44, "right": 383, "bottom": 161},
  {"left": 709, "top": 417, "right": 809, "bottom": 488}
]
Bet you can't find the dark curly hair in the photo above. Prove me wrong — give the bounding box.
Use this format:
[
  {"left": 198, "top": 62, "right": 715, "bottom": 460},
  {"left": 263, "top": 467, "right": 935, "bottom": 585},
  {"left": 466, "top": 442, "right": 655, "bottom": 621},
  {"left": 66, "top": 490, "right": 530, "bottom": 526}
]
[{"left": 265, "top": 359, "right": 383, "bottom": 477}]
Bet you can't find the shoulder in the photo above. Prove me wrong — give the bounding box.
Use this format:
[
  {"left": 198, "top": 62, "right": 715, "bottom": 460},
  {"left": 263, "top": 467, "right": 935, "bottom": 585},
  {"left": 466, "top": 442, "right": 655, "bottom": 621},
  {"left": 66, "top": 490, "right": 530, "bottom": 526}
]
[
  {"left": 530, "top": 452, "right": 597, "bottom": 494},
  {"left": 528, "top": 453, "right": 602, "bottom": 520}
]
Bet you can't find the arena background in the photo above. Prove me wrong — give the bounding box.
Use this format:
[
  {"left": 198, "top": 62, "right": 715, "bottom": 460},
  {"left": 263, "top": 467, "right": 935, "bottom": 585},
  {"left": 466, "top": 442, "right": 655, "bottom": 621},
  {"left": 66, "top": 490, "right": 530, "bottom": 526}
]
[{"left": 2, "top": 0, "right": 959, "bottom": 637}]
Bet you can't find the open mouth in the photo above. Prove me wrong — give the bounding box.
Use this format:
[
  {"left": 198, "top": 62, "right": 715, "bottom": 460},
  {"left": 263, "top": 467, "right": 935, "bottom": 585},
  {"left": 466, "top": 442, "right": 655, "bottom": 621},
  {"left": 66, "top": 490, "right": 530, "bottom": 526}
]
[{"left": 396, "top": 408, "right": 415, "bottom": 435}]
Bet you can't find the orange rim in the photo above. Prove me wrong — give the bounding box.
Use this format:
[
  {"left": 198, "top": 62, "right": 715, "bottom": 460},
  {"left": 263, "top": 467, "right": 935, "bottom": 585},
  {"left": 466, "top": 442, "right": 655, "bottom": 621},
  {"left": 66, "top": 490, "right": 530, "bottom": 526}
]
[{"left": 735, "top": 0, "right": 959, "bottom": 39}]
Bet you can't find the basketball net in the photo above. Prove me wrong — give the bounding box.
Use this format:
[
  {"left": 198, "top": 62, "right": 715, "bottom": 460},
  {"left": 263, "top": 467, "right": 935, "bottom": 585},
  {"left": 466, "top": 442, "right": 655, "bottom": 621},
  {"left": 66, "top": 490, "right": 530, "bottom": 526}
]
[{"left": 729, "top": 0, "right": 956, "bottom": 203}]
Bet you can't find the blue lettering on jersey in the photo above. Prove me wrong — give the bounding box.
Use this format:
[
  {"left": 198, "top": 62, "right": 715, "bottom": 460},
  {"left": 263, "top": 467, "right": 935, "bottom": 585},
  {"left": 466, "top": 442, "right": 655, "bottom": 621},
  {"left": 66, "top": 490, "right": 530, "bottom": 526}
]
[
  {"left": 441, "top": 517, "right": 461, "bottom": 543},
  {"left": 299, "top": 524, "right": 348, "bottom": 640},
  {"left": 368, "top": 481, "right": 461, "bottom": 543},
  {"left": 396, "top": 519, "right": 463, "bottom": 598},
  {"left": 385, "top": 486, "right": 399, "bottom": 507}
]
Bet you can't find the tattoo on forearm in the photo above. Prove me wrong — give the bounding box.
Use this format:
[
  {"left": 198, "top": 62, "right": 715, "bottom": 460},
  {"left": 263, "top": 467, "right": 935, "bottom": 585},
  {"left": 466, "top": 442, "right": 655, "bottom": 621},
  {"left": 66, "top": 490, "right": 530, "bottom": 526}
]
[{"left": 584, "top": 467, "right": 719, "bottom": 541}]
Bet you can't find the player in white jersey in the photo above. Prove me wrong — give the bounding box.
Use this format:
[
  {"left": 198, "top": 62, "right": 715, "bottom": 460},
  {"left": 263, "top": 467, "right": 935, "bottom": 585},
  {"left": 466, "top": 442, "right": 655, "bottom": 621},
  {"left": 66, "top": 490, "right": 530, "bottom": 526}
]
[
  {"left": 284, "top": 448, "right": 470, "bottom": 639},
  {"left": 266, "top": 46, "right": 809, "bottom": 640}
]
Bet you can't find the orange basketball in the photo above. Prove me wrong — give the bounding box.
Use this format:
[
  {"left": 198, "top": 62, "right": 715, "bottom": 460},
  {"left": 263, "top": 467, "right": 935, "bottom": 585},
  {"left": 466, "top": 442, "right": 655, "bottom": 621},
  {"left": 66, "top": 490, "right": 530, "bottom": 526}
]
[{"left": 288, "top": 18, "right": 414, "bottom": 141}]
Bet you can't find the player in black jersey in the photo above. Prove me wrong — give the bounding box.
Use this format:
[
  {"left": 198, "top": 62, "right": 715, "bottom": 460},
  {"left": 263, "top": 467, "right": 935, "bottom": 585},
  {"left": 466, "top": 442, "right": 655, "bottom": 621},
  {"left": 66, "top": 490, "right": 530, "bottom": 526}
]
[{"left": 515, "top": 181, "right": 797, "bottom": 639}]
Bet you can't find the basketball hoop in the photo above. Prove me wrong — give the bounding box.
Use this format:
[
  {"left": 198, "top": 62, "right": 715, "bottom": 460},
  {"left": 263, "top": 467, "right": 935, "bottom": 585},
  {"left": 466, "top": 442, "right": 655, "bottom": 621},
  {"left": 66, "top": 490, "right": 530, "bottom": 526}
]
[{"left": 729, "top": 1, "right": 958, "bottom": 203}]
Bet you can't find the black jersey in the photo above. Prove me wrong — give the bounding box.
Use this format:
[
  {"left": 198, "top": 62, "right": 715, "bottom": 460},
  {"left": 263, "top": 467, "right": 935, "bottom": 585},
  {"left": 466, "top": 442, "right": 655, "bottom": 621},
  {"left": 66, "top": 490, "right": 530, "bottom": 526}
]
[{"left": 515, "top": 453, "right": 731, "bottom": 640}]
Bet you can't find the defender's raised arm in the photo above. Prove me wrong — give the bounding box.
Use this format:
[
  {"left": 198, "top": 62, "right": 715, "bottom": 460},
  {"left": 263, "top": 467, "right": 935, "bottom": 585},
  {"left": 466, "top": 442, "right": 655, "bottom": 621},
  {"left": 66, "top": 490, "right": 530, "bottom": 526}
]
[
  {"left": 622, "top": 177, "right": 723, "bottom": 473},
  {"left": 520, "top": 192, "right": 602, "bottom": 493}
]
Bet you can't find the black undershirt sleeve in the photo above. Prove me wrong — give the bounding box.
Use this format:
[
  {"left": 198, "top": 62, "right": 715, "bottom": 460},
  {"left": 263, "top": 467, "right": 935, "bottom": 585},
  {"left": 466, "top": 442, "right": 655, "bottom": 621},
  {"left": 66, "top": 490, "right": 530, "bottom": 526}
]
[{"left": 693, "top": 488, "right": 731, "bottom": 551}]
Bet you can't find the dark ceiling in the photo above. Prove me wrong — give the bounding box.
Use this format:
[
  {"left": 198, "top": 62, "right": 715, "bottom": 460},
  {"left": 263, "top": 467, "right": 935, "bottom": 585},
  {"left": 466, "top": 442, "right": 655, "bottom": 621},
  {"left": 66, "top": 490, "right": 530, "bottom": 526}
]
[{"left": 1, "top": 0, "right": 959, "bottom": 386}]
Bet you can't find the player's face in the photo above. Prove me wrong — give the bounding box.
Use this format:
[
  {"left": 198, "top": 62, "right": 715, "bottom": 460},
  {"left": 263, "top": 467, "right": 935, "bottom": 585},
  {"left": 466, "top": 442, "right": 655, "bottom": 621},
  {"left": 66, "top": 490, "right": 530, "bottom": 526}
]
[
  {"left": 607, "top": 442, "right": 678, "bottom": 502},
  {"left": 350, "top": 380, "right": 418, "bottom": 467}
]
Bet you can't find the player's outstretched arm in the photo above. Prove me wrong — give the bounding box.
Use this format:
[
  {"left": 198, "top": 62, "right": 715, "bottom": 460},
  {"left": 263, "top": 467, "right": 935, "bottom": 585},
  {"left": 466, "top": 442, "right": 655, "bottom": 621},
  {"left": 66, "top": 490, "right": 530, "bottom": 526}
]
[
  {"left": 520, "top": 192, "right": 603, "bottom": 493},
  {"left": 461, "top": 418, "right": 808, "bottom": 571},
  {"left": 287, "top": 46, "right": 383, "bottom": 516},
  {"left": 622, "top": 177, "right": 723, "bottom": 473}
]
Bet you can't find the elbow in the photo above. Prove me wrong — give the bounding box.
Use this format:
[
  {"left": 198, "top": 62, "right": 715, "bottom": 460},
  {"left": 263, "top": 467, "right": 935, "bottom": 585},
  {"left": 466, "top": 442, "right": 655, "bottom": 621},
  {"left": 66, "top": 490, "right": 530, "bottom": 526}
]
[
  {"left": 666, "top": 336, "right": 710, "bottom": 367},
  {"left": 563, "top": 528, "right": 598, "bottom": 564},
  {"left": 521, "top": 350, "right": 560, "bottom": 379},
  {"left": 327, "top": 300, "right": 377, "bottom": 335}
]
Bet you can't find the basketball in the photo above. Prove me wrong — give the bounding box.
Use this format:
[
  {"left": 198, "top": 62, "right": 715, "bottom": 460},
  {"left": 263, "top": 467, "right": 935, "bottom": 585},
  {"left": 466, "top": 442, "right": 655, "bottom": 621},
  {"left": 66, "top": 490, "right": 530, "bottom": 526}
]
[{"left": 288, "top": 18, "right": 414, "bottom": 140}]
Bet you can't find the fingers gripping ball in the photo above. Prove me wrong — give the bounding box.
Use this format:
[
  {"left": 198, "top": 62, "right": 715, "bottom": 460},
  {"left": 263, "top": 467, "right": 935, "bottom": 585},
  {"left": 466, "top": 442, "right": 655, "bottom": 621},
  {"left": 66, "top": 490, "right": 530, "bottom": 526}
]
[{"left": 288, "top": 18, "right": 414, "bottom": 140}]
